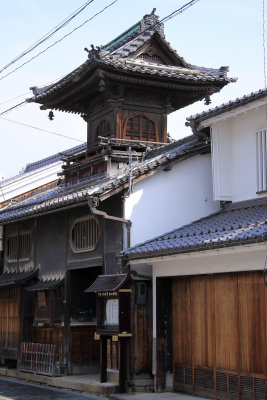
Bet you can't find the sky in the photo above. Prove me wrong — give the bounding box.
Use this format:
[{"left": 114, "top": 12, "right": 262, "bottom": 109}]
[{"left": 0, "top": 0, "right": 265, "bottom": 180}]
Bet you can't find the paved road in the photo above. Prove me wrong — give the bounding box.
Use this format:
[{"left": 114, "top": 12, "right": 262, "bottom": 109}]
[{"left": 0, "top": 377, "right": 107, "bottom": 400}]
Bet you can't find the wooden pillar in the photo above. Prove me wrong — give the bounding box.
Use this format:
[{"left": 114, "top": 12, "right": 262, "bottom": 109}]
[
  {"left": 156, "top": 278, "right": 172, "bottom": 391},
  {"left": 63, "top": 270, "right": 71, "bottom": 375},
  {"left": 100, "top": 336, "right": 107, "bottom": 383},
  {"left": 119, "top": 337, "right": 128, "bottom": 392}
]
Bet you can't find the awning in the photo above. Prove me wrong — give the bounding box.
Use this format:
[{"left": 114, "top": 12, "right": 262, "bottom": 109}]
[
  {"left": 85, "top": 273, "right": 130, "bottom": 293},
  {"left": 27, "top": 276, "right": 64, "bottom": 291},
  {"left": 0, "top": 268, "right": 38, "bottom": 287}
]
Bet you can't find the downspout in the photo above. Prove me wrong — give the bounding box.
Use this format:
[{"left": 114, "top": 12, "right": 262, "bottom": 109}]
[{"left": 88, "top": 196, "right": 132, "bottom": 249}]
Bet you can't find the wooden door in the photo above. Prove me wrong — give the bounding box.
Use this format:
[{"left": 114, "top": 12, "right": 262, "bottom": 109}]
[
  {"left": 172, "top": 272, "right": 267, "bottom": 399},
  {"left": 0, "top": 287, "right": 20, "bottom": 349}
]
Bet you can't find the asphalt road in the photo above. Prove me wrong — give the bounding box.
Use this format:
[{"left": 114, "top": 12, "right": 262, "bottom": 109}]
[{"left": 0, "top": 377, "right": 107, "bottom": 400}]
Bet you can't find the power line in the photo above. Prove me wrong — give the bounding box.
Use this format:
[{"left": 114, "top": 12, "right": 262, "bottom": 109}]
[
  {"left": 0, "top": 0, "right": 199, "bottom": 115},
  {"left": 0, "top": 72, "right": 71, "bottom": 106},
  {"left": 0, "top": 101, "right": 27, "bottom": 116},
  {"left": 0, "top": 92, "right": 31, "bottom": 106},
  {"left": 0, "top": 0, "right": 95, "bottom": 74},
  {"left": 160, "top": 0, "right": 200, "bottom": 24},
  {"left": 0, "top": 116, "right": 85, "bottom": 143},
  {"left": 0, "top": 0, "right": 198, "bottom": 108},
  {"left": 0, "top": 0, "right": 119, "bottom": 83}
]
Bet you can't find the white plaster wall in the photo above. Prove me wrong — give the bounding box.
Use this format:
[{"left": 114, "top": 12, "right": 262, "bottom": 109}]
[
  {"left": 211, "top": 120, "right": 232, "bottom": 200},
  {"left": 0, "top": 161, "right": 62, "bottom": 204},
  {"left": 125, "top": 153, "right": 219, "bottom": 247},
  {"left": 211, "top": 104, "right": 267, "bottom": 202}
]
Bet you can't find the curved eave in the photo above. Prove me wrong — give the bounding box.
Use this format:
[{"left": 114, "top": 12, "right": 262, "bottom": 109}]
[
  {"left": 27, "top": 57, "right": 232, "bottom": 113},
  {"left": 123, "top": 236, "right": 266, "bottom": 263}
]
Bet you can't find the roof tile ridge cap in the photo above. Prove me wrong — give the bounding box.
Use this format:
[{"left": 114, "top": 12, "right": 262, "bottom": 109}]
[
  {"left": 123, "top": 208, "right": 223, "bottom": 253},
  {"left": 186, "top": 89, "right": 267, "bottom": 121},
  {"left": 144, "top": 135, "right": 199, "bottom": 158},
  {"left": 0, "top": 185, "right": 63, "bottom": 212},
  {"left": 29, "top": 58, "right": 93, "bottom": 98},
  {"left": 107, "top": 28, "right": 154, "bottom": 58}
]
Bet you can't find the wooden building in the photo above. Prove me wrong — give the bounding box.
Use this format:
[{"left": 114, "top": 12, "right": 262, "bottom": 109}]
[
  {"left": 120, "top": 89, "right": 267, "bottom": 399},
  {"left": 0, "top": 9, "right": 234, "bottom": 391}
]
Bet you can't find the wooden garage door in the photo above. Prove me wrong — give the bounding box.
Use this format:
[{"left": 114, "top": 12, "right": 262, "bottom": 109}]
[{"left": 172, "top": 272, "right": 267, "bottom": 399}]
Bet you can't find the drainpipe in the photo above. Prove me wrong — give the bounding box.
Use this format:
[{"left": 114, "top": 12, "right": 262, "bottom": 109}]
[{"left": 88, "top": 196, "right": 131, "bottom": 248}]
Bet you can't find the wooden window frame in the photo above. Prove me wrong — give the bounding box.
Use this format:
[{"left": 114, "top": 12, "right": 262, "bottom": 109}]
[
  {"left": 123, "top": 113, "right": 159, "bottom": 142},
  {"left": 6, "top": 231, "right": 32, "bottom": 262},
  {"left": 256, "top": 129, "right": 267, "bottom": 193},
  {"left": 70, "top": 216, "right": 100, "bottom": 253}
]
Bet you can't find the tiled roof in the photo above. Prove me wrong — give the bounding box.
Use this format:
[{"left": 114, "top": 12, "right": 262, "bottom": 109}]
[
  {"left": 0, "top": 268, "right": 38, "bottom": 287},
  {"left": 85, "top": 273, "right": 129, "bottom": 292},
  {"left": 121, "top": 198, "right": 267, "bottom": 260},
  {"left": 27, "top": 11, "right": 234, "bottom": 107},
  {"left": 186, "top": 88, "right": 267, "bottom": 125},
  {"left": 28, "top": 58, "right": 232, "bottom": 106},
  {"left": 27, "top": 275, "right": 64, "bottom": 291},
  {"left": 24, "top": 142, "right": 86, "bottom": 173},
  {"left": 0, "top": 136, "right": 206, "bottom": 224}
]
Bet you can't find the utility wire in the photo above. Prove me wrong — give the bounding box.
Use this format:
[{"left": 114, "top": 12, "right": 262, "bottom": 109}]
[
  {"left": 0, "top": 0, "right": 119, "bottom": 83},
  {"left": 0, "top": 101, "right": 27, "bottom": 116},
  {"left": 160, "top": 0, "right": 200, "bottom": 23},
  {"left": 0, "top": 92, "right": 30, "bottom": 106},
  {"left": 0, "top": 0, "right": 199, "bottom": 123},
  {"left": 0, "top": 0, "right": 95, "bottom": 74},
  {"left": 0, "top": 116, "right": 85, "bottom": 143}
]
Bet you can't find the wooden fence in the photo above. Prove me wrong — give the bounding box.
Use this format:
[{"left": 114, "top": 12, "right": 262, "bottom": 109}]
[{"left": 19, "top": 342, "right": 60, "bottom": 376}]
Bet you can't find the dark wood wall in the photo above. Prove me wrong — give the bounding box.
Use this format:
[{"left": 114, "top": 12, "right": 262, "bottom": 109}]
[
  {"left": 130, "top": 282, "right": 153, "bottom": 377},
  {"left": 172, "top": 271, "right": 267, "bottom": 399},
  {"left": 36, "top": 212, "right": 66, "bottom": 275}
]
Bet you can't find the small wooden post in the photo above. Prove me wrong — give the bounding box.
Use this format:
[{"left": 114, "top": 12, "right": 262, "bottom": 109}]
[
  {"left": 119, "top": 338, "right": 127, "bottom": 392},
  {"left": 100, "top": 336, "right": 107, "bottom": 383}
]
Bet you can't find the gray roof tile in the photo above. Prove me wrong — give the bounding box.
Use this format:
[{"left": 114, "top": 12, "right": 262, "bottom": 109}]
[
  {"left": 0, "top": 136, "right": 207, "bottom": 223},
  {"left": 27, "top": 11, "right": 234, "bottom": 107},
  {"left": 121, "top": 198, "right": 267, "bottom": 259},
  {"left": 187, "top": 88, "right": 267, "bottom": 125}
]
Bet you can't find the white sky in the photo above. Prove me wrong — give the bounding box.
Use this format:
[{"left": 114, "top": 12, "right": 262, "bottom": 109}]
[{"left": 0, "top": 0, "right": 265, "bottom": 179}]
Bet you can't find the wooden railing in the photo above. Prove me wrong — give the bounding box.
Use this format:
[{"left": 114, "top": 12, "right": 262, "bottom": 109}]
[{"left": 19, "top": 342, "right": 60, "bottom": 376}]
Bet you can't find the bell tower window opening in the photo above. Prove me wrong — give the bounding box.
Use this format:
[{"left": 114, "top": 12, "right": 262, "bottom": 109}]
[{"left": 124, "top": 114, "right": 157, "bottom": 142}]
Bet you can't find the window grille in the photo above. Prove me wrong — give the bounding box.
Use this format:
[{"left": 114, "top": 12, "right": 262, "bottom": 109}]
[
  {"left": 256, "top": 129, "right": 267, "bottom": 192},
  {"left": 7, "top": 235, "right": 18, "bottom": 260},
  {"left": 71, "top": 216, "right": 100, "bottom": 252},
  {"left": 125, "top": 115, "right": 157, "bottom": 142},
  {"left": 7, "top": 232, "right": 32, "bottom": 261}
]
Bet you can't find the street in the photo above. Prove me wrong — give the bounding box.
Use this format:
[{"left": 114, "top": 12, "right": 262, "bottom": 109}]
[{"left": 0, "top": 377, "right": 107, "bottom": 400}]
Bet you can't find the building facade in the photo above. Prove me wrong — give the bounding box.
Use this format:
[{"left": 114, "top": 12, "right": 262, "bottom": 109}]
[{"left": 121, "top": 89, "right": 267, "bottom": 399}]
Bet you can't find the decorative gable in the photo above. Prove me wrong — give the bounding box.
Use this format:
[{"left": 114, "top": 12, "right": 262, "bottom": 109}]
[{"left": 130, "top": 36, "right": 180, "bottom": 66}]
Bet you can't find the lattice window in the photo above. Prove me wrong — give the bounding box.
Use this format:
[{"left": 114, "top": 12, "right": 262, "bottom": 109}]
[
  {"left": 7, "top": 232, "right": 31, "bottom": 261},
  {"left": 256, "top": 129, "right": 267, "bottom": 192},
  {"left": 71, "top": 216, "right": 100, "bottom": 252},
  {"left": 124, "top": 115, "right": 157, "bottom": 142},
  {"left": 96, "top": 119, "right": 111, "bottom": 138}
]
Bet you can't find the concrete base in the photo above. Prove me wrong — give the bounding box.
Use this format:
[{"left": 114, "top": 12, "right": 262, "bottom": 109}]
[
  {"left": 127, "top": 375, "right": 154, "bottom": 393},
  {"left": 0, "top": 367, "right": 118, "bottom": 395}
]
